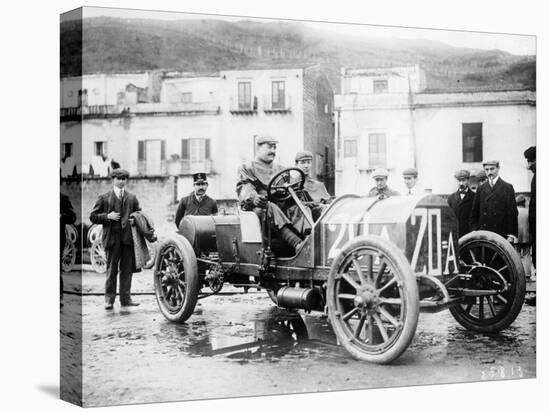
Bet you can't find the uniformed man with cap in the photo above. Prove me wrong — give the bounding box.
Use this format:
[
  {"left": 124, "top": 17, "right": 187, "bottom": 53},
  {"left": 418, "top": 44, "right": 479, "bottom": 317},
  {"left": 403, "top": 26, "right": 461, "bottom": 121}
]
[
  {"left": 236, "top": 136, "right": 304, "bottom": 252},
  {"left": 524, "top": 146, "right": 536, "bottom": 269},
  {"left": 175, "top": 172, "right": 218, "bottom": 228},
  {"left": 469, "top": 169, "right": 487, "bottom": 193},
  {"left": 368, "top": 168, "right": 400, "bottom": 199},
  {"left": 402, "top": 167, "right": 418, "bottom": 196},
  {"left": 294, "top": 150, "right": 330, "bottom": 203},
  {"left": 90, "top": 168, "right": 142, "bottom": 309},
  {"left": 469, "top": 160, "right": 518, "bottom": 242},
  {"left": 447, "top": 169, "right": 474, "bottom": 237}
]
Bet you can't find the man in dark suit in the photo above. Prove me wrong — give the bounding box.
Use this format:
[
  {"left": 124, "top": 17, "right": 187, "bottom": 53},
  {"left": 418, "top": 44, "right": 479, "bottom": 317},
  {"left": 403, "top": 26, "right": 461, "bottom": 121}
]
[
  {"left": 469, "top": 160, "right": 518, "bottom": 242},
  {"left": 90, "top": 169, "right": 141, "bottom": 309},
  {"left": 447, "top": 169, "right": 474, "bottom": 238},
  {"left": 174, "top": 173, "right": 218, "bottom": 228},
  {"left": 524, "top": 146, "right": 536, "bottom": 269}
]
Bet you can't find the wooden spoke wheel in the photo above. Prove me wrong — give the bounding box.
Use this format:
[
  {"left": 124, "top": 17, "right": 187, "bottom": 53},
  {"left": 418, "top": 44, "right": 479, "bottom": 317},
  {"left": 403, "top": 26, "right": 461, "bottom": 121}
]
[
  {"left": 65, "top": 224, "right": 78, "bottom": 244},
  {"left": 90, "top": 239, "right": 107, "bottom": 274},
  {"left": 450, "top": 231, "right": 526, "bottom": 333},
  {"left": 154, "top": 235, "right": 199, "bottom": 323},
  {"left": 62, "top": 240, "right": 76, "bottom": 272},
  {"left": 327, "top": 235, "right": 419, "bottom": 364},
  {"left": 87, "top": 224, "right": 102, "bottom": 246}
]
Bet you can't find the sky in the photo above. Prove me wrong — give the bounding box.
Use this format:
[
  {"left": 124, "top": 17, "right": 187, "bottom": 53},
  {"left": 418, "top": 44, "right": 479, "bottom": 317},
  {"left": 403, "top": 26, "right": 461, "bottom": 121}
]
[{"left": 76, "top": 6, "right": 536, "bottom": 56}]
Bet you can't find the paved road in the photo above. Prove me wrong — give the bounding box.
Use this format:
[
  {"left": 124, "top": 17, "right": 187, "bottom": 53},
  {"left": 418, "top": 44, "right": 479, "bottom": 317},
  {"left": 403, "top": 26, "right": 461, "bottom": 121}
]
[{"left": 60, "top": 270, "right": 536, "bottom": 407}]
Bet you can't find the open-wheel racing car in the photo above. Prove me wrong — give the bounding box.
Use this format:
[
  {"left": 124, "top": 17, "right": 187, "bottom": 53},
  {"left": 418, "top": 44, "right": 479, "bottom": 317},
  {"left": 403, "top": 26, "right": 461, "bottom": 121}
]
[{"left": 153, "top": 168, "right": 526, "bottom": 364}]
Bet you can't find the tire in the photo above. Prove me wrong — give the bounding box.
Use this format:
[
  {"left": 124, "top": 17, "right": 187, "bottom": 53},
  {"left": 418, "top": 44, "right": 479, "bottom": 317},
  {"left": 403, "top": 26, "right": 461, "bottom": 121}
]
[
  {"left": 143, "top": 240, "right": 157, "bottom": 270},
  {"left": 154, "top": 234, "right": 200, "bottom": 323},
  {"left": 62, "top": 240, "right": 76, "bottom": 272},
  {"left": 450, "top": 231, "right": 526, "bottom": 333},
  {"left": 90, "top": 239, "right": 107, "bottom": 274},
  {"left": 327, "top": 235, "right": 419, "bottom": 364}
]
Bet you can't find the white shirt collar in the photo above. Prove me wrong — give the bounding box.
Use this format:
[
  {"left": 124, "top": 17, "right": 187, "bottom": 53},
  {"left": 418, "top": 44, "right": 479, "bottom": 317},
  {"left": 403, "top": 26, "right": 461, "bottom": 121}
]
[
  {"left": 490, "top": 176, "right": 500, "bottom": 186},
  {"left": 114, "top": 186, "right": 124, "bottom": 198}
]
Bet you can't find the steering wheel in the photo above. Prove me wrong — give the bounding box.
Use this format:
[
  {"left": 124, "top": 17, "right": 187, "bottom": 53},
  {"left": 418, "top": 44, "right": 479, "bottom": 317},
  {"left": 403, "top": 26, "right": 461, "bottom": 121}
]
[{"left": 267, "top": 168, "right": 306, "bottom": 202}]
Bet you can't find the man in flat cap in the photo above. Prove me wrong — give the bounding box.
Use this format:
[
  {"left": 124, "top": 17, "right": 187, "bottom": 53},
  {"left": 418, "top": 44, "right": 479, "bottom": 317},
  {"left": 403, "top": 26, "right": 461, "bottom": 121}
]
[
  {"left": 524, "top": 146, "right": 536, "bottom": 269},
  {"left": 236, "top": 136, "right": 304, "bottom": 252},
  {"left": 90, "top": 168, "right": 142, "bottom": 309},
  {"left": 447, "top": 169, "right": 474, "bottom": 237},
  {"left": 469, "top": 160, "right": 518, "bottom": 242},
  {"left": 402, "top": 167, "right": 418, "bottom": 196},
  {"left": 175, "top": 173, "right": 218, "bottom": 228},
  {"left": 368, "top": 168, "right": 400, "bottom": 199},
  {"left": 469, "top": 169, "right": 487, "bottom": 193},
  {"left": 295, "top": 151, "right": 330, "bottom": 203}
]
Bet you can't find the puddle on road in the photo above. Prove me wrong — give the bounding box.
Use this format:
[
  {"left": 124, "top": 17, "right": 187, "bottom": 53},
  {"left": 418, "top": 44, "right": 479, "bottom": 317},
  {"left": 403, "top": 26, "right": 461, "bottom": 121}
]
[{"left": 156, "top": 306, "right": 344, "bottom": 363}]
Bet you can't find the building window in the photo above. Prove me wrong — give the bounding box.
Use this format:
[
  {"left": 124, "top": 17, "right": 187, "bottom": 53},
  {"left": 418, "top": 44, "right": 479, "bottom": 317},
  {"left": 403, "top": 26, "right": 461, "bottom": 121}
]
[
  {"left": 138, "top": 140, "right": 166, "bottom": 161},
  {"left": 94, "top": 141, "right": 107, "bottom": 157},
  {"left": 181, "top": 92, "right": 192, "bottom": 104},
  {"left": 272, "top": 81, "right": 285, "bottom": 109},
  {"left": 62, "top": 143, "right": 72, "bottom": 159},
  {"left": 462, "top": 123, "right": 483, "bottom": 162},
  {"left": 344, "top": 139, "right": 358, "bottom": 158},
  {"left": 368, "top": 133, "right": 387, "bottom": 167},
  {"left": 181, "top": 138, "right": 211, "bottom": 162},
  {"left": 238, "top": 82, "right": 251, "bottom": 110},
  {"left": 373, "top": 80, "right": 388, "bottom": 94}
]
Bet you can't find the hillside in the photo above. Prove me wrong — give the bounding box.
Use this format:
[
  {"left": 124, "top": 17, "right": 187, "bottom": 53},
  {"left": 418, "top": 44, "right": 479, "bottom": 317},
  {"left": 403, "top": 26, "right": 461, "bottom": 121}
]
[{"left": 60, "top": 17, "right": 536, "bottom": 92}]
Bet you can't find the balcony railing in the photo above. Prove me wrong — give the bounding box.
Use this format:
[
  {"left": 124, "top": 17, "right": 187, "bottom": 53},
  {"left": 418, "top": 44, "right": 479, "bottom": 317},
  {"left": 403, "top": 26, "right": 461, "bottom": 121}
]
[
  {"left": 136, "top": 160, "right": 168, "bottom": 176},
  {"left": 60, "top": 105, "right": 116, "bottom": 120},
  {"left": 229, "top": 96, "right": 258, "bottom": 115},
  {"left": 263, "top": 95, "right": 292, "bottom": 114},
  {"left": 167, "top": 159, "right": 213, "bottom": 175}
]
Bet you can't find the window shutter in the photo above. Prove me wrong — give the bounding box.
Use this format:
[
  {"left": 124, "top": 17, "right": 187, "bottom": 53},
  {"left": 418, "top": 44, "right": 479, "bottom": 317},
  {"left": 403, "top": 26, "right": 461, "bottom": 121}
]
[
  {"left": 181, "top": 139, "right": 189, "bottom": 160},
  {"left": 161, "top": 140, "right": 166, "bottom": 160},
  {"left": 138, "top": 141, "right": 145, "bottom": 161},
  {"left": 205, "top": 139, "right": 210, "bottom": 160}
]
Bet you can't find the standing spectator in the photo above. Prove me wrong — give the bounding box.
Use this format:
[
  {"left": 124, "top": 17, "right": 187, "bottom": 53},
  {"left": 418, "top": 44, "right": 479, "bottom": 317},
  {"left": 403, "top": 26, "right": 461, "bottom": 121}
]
[
  {"left": 368, "top": 168, "right": 400, "bottom": 199},
  {"left": 524, "top": 146, "right": 536, "bottom": 270},
  {"left": 60, "top": 193, "right": 76, "bottom": 307},
  {"left": 175, "top": 173, "right": 218, "bottom": 228},
  {"left": 90, "top": 169, "right": 141, "bottom": 310},
  {"left": 469, "top": 160, "right": 518, "bottom": 242},
  {"left": 447, "top": 170, "right": 474, "bottom": 237},
  {"left": 402, "top": 167, "right": 418, "bottom": 196},
  {"left": 469, "top": 169, "right": 487, "bottom": 193}
]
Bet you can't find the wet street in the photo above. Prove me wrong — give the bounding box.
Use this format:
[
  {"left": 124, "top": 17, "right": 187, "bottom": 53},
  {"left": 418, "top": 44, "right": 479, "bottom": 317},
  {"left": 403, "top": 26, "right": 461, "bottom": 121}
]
[{"left": 61, "top": 269, "right": 536, "bottom": 407}]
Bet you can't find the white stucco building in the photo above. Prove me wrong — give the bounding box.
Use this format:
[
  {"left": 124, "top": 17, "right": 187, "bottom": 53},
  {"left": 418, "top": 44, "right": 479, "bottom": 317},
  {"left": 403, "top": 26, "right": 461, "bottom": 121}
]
[
  {"left": 334, "top": 65, "right": 536, "bottom": 195},
  {"left": 60, "top": 66, "right": 335, "bottom": 199}
]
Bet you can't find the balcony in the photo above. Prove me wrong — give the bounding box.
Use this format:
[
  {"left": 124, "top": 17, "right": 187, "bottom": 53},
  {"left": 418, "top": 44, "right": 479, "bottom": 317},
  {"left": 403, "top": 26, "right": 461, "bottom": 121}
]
[
  {"left": 229, "top": 96, "right": 258, "bottom": 115},
  {"left": 136, "top": 160, "right": 168, "bottom": 176},
  {"left": 263, "top": 95, "right": 292, "bottom": 114},
  {"left": 167, "top": 159, "right": 213, "bottom": 176},
  {"left": 60, "top": 105, "right": 117, "bottom": 121}
]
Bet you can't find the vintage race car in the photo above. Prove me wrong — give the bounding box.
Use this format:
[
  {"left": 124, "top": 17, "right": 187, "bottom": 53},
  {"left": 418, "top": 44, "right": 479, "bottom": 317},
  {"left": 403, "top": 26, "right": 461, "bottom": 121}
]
[{"left": 153, "top": 168, "right": 526, "bottom": 364}]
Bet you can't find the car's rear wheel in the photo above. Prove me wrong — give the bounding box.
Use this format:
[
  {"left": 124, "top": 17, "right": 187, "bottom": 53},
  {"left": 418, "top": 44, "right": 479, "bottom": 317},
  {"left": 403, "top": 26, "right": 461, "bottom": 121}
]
[
  {"left": 327, "top": 235, "right": 419, "bottom": 364},
  {"left": 450, "top": 231, "right": 526, "bottom": 333},
  {"left": 62, "top": 240, "right": 76, "bottom": 272},
  {"left": 90, "top": 239, "right": 106, "bottom": 274},
  {"left": 154, "top": 235, "right": 199, "bottom": 323}
]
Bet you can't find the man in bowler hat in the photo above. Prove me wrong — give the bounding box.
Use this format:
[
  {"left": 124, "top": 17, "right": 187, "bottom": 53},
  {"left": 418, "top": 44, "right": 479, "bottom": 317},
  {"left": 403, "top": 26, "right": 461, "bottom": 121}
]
[
  {"left": 469, "top": 160, "right": 518, "bottom": 242},
  {"left": 175, "top": 173, "right": 218, "bottom": 228},
  {"left": 524, "top": 146, "right": 536, "bottom": 269},
  {"left": 90, "top": 168, "right": 142, "bottom": 309},
  {"left": 447, "top": 170, "right": 475, "bottom": 237}
]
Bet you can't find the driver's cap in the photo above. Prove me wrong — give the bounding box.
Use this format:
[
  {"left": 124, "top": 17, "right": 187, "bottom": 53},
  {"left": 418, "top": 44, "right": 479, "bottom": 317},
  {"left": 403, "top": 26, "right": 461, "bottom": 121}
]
[
  {"left": 256, "top": 135, "right": 279, "bottom": 145},
  {"left": 372, "top": 168, "right": 389, "bottom": 179},
  {"left": 295, "top": 150, "right": 313, "bottom": 162}
]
